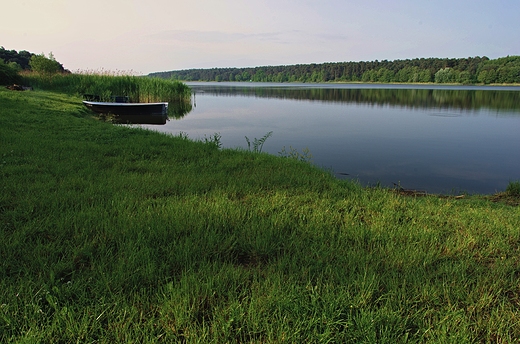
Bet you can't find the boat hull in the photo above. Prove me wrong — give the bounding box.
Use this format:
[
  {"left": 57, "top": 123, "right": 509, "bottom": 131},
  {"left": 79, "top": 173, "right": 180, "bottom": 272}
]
[
  {"left": 82, "top": 101, "right": 168, "bottom": 116},
  {"left": 82, "top": 101, "right": 169, "bottom": 125}
]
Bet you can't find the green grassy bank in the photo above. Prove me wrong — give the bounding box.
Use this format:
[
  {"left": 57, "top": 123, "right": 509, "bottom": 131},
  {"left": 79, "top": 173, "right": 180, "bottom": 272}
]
[{"left": 1, "top": 88, "right": 519, "bottom": 342}]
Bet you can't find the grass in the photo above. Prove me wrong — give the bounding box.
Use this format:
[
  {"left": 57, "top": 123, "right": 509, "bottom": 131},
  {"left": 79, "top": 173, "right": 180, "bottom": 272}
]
[
  {"left": 507, "top": 181, "right": 520, "bottom": 197},
  {"left": 488, "top": 182, "right": 520, "bottom": 206},
  {"left": 1, "top": 87, "right": 520, "bottom": 342}
]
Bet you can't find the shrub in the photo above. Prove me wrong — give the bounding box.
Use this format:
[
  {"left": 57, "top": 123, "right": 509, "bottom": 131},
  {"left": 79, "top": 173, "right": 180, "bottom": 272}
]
[
  {"left": 0, "top": 60, "right": 20, "bottom": 85},
  {"left": 29, "top": 53, "right": 63, "bottom": 76}
]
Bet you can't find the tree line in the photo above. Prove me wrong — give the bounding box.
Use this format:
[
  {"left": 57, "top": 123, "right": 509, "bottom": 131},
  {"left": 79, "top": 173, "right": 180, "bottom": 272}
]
[
  {"left": 1, "top": 47, "right": 67, "bottom": 85},
  {"left": 149, "top": 56, "right": 520, "bottom": 84}
]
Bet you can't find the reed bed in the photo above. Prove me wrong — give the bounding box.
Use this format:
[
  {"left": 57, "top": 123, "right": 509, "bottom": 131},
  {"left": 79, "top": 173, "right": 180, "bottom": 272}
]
[
  {"left": 1, "top": 88, "right": 520, "bottom": 342},
  {"left": 21, "top": 71, "right": 192, "bottom": 117}
]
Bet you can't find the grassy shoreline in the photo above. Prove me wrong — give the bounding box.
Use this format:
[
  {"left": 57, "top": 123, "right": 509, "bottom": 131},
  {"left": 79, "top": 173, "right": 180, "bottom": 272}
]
[{"left": 1, "top": 88, "right": 519, "bottom": 342}]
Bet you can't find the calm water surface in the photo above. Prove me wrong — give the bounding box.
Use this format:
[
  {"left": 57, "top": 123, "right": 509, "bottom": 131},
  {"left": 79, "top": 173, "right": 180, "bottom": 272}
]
[{"left": 143, "top": 83, "right": 520, "bottom": 194}]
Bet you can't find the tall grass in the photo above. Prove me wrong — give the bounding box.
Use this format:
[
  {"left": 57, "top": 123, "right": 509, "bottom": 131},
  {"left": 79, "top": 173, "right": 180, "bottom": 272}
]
[
  {"left": 21, "top": 71, "right": 192, "bottom": 117},
  {"left": 507, "top": 181, "right": 520, "bottom": 196},
  {"left": 1, "top": 88, "right": 520, "bottom": 342}
]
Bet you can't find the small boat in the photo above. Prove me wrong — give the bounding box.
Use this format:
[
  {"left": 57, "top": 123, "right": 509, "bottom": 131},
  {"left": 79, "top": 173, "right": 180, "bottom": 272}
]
[
  {"left": 82, "top": 100, "right": 169, "bottom": 125},
  {"left": 82, "top": 101, "right": 168, "bottom": 116}
]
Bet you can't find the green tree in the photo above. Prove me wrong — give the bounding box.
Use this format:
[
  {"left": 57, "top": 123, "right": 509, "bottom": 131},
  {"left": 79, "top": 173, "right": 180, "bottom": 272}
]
[
  {"left": 7, "top": 61, "right": 22, "bottom": 73},
  {"left": 240, "top": 71, "right": 251, "bottom": 81},
  {"left": 0, "top": 47, "right": 34, "bottom": 70},
  {"left": 418, "top": 70, "right": 432, "bottom": 82},
  {"left": 475, "top": 56, "right": 520, "bottom": 84},
  {"left": 377, "top": 68, "right": 395, "bottom": 83},
  {"left": 395, "top": 66, "right": 414, "bottom": 82},
  {"left": 253, "top": 69, "right": 265, "bottom": 82},
  {"left": 458, "top": 71, "right": 472, "bottom": 84},
  {"left": 477, "top": 70, "right": 496, "bottom": 84},
  {"left": 435, "top": 68, "right": 457, "bottom": 83},
  {"left": 29, "top": 53, "right": 62, "bottom": 76},
  {"left": 361, "top": 70, "right": 376, "bottom": 82}
]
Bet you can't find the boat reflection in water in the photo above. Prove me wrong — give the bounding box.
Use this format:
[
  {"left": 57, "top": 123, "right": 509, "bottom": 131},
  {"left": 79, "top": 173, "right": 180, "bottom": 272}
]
[{"left": 82, "top": 100, "right": 169, "bottom": 125}]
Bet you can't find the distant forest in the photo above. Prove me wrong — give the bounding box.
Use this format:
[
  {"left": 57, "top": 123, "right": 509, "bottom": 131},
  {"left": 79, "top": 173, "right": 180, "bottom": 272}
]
[{"left": 149, "top": 56, "right": 520, "bottom": 84}]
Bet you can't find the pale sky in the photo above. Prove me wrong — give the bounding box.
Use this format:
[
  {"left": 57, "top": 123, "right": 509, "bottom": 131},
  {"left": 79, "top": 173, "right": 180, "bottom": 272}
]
[{"left": 2, "top": 0, "right": 519, "bottom": 74}]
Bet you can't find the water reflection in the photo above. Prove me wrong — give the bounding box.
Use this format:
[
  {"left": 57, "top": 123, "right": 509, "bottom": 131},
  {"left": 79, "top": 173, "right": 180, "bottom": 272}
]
[
  {"left": 96, "top": 101, "right": 192, "bottom": 124},
  {"left": 88, "top": 98, "right": 192, "bottom": 124},
  {"left": 168, "top": 99, "right": 193, "bottom": 119},
  {"left": 145, "top": 83, "right": 520, "bottom": 194},
  {"left": 189, "top": 84, "right": 520, "bottom": 114},
  {"left": 111, "top": 114, "right": 168, "bottom": 125}
]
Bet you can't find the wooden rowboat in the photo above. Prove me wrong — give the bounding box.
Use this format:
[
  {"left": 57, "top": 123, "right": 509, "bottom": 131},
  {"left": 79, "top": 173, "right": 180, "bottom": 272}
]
[
  {"left": 82, "top": 100, "right": 169, "bottom": 125},
  {"left": 82, "top": 101, "right": 168, "bottom": 116}
]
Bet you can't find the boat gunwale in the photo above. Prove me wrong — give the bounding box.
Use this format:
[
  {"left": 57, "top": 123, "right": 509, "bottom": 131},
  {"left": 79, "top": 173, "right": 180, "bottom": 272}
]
[{"left": 82, "top": 101, "right": 169, "bottom": 107}]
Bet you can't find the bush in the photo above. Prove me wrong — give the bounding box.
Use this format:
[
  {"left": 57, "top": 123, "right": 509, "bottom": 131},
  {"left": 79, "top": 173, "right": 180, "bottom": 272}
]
[
  {"left": 0, "top": 60, "right": 20, "bottom": 85},
  {"left": 29, "top": 53, "right": 63, "bottom": 76}
]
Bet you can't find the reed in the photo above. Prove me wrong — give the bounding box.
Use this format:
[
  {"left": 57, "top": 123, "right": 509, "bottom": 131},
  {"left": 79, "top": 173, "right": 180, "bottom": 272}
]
[
  {"left": 1, "top": 88, "right": 519, "bottom": 342},
  {"left": 21, "top": 71, "right": 192, "bottom": 117},
  {"left": 507, "top": 181, "right": 520, "bottom": 196}
]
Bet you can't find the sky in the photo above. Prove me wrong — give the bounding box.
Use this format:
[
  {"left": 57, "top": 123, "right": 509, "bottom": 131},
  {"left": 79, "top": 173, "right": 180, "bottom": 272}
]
[{"left": 2, "top": 0, "right": 519, "bottom": 74}]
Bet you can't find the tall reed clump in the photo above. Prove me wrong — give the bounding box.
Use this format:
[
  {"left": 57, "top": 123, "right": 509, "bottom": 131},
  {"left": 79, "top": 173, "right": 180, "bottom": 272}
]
[{"left": 21, "top": 71, "right": 192, "bottom": 118}]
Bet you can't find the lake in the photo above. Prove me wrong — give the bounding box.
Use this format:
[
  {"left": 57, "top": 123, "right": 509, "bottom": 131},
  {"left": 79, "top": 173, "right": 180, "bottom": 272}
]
[{"left": 142, "top": 82, "right": 520, "bottom": 194}]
